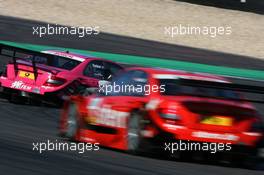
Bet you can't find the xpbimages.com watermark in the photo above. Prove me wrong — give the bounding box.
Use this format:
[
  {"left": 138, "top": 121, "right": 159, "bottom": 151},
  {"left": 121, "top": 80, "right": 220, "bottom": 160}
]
[
  {"left": 32, "top": 140, "right": 100, "bottom": 154},
  {"left": 98, "top": 82, "right": 166, "bottom": 96},
  {"left": 164, "top": 25, "right": 232, "bottom": 38},
  {"left": 32, "top": 24, "right": 100, "bottom": 37},
  {"left": 164, "top": 140, "right": 232, "bottom": 154}
]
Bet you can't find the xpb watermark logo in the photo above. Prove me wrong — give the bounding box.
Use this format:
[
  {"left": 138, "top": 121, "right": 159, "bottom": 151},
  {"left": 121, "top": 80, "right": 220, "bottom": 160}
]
[
  {"left": 32, "top": 24, "right": 100, "bottom": 37},
  {"left": 32, "top": 140, "right": 100, "bottom": 154},
  {"left": 164, "top": 140, "right": 232, "bottom": 154},
  {"left": 164, "top": 25, "right": 232, "bottom": 38}
]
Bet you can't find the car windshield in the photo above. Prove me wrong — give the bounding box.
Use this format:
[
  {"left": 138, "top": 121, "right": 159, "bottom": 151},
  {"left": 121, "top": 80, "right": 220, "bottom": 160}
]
[
  {"left": 22, "top": 55, "right": 82, "bottom": 70},
  {"left": 159, "top": 78, "right": 241, "bottom": 100},
  {"left": 0, "top": 48, "right": 83, "bottom": 70}
]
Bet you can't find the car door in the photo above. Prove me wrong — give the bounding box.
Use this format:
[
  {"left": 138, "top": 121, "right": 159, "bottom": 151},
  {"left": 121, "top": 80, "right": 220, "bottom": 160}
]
[
  {"left": 96, "top": 70, "right": 150, "bottom": 127},
  {"left": 80, "top": 60, "right": 106, "bottom": 87}
]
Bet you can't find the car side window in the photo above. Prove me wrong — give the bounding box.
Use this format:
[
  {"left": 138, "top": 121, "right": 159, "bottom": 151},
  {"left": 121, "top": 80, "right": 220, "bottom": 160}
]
[
  {"left": 102, "top": 70, "right": 148, "bottom": 97},
  {"left": 83, "top": 60, "right": 105, "bottom": 80},
  {"left": 98, "top": 70, "right": 132, "bottom": 96},
  {"left": 126, "top": 70, "right": 148, "bottom": 96},
  {"left": 104, "top": 62, "right": 123, "bottom": 81}
]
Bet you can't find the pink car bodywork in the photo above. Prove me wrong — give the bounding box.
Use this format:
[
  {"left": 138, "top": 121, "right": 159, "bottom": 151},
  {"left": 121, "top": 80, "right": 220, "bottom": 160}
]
[{"left": 0, "top": 50, "right": 123, "bottom": 100}]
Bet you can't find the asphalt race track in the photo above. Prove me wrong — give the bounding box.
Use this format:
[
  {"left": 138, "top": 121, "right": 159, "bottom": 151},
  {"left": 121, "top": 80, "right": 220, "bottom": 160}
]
[{"left": 0, "top": 16, "right": 264, "bottom": 175}]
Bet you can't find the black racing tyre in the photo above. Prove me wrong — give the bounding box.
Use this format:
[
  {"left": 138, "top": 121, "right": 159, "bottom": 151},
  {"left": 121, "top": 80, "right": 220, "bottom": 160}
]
[
  {"left": 66, "top": 81, "right": 81, "bottom": 95},
  {"left": 126, "top": 111, "right": 144, "bottom": 154},
  {"left": 63, "top": 81, "right": 88, "bottom": 97},
  {"left": 65, "top": 103, "right": 79, "bottom": 140},
  {"left": 9, "top": 93, "right": 25, "bottom": 104}
]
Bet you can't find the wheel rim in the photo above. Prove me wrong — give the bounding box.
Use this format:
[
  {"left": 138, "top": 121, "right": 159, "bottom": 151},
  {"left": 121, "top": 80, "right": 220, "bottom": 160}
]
[
  {"left": 127, "top": 116, "right": 140, "bottom": 151},
  {"left": 66, "top": 104, "right": 77, "bottom": 138}
]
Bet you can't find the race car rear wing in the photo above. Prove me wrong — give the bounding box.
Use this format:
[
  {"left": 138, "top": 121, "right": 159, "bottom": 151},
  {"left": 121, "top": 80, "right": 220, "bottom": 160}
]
[
  {"left": 0, "top": 43, "right": 54, "bottom": 80},
  {"left": 178, "top": 78, "right": 264, "bottom": 103}
]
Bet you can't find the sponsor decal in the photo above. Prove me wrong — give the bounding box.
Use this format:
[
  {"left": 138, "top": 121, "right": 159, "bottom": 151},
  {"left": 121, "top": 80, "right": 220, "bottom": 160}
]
[
  {"left": 92, "top": 64, "right": 104, "bottom": 69},
  {"left": 11, "top": 81, "right": 32, "bottom": 91},
  {"left": 163, "top": 124, "right": 186, "bottom": 130},
  {"left": 87, "top": 103, "right": 128, "bottom": 128},
  {"left": 41, "top": 86, "right": 53, "bottom": 89},
  {"left": 200, "top": 116, "right": 233, "bottom": 126},
  {"left": 19, "top": 71, "right": 35, "bottom": 80},
  {"left": 145, "top": 99, "right": 161, "bottom": 110},
  {"left": 192, "top": 131, "right": 239, "bottom": 141},
  {"left": 41, "top": 51, "right": 85, "bottom": 62},
  {"left": 87, "top": 98, "right": 102, "bottom": 110},
  {"left": 96, "top": 106, "right": 128, "bottom": 128}
]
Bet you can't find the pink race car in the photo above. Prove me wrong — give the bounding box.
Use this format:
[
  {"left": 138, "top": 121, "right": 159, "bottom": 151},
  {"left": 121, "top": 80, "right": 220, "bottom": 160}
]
[{"left": 0, "top": 45, "right": 123, "bottom": 104}]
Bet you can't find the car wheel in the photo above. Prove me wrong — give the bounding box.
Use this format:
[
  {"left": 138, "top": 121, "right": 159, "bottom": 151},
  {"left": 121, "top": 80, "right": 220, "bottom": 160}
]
[
  {"left": 9, "top": 93, "right": 24, "bottom": 104},
  {"left": 64, "top": 81, "right": 88, "bottom": 96},
  {"left": 127, "top": 112, "right": 143, "bottom": 153},
  {"left": 65, "top": 103, "right": 79, "bottom": 140}
]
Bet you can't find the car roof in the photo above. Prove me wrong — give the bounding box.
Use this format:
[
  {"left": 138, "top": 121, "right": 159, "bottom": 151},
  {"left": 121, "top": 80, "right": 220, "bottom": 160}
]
[
  {"left": 128, "top": 67, "right": 229, "bottom": 83},
  {"left": 41, "top": 50, "right": 97, "bottom": 62}
]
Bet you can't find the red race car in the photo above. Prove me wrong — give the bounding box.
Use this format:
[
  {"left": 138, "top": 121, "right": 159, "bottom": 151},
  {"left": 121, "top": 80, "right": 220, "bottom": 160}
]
[{"left": 59, "top": 67, "right": 264, "bottom": 165}]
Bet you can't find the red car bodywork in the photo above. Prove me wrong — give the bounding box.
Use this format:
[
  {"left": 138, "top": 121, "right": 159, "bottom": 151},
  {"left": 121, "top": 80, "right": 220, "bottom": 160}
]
[{"left": 60, "top": 67, "right": 263, "bottom": 152}]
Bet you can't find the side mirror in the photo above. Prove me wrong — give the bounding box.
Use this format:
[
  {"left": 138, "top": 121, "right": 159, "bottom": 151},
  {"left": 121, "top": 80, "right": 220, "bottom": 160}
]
[{"left": 103, "top": 69, "right": 112, "bottom": 81}]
